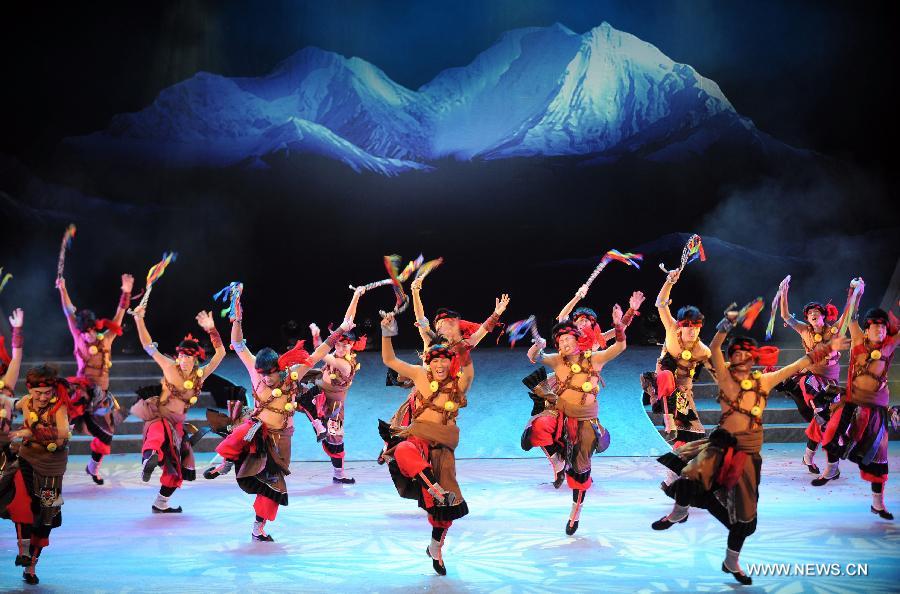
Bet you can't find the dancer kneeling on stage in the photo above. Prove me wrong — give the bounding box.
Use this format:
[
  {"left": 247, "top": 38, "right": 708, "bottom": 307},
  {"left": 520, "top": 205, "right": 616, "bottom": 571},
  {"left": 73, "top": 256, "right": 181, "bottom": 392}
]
[
  {"left": 205, "top": 286, "right": 358, "bottom": 541},
  {"left": 130, "top": 304, "right": 226, "bottom": 513},
  {"left": 652, "top": 308, "right": 845, "bottom": 585},
  {"left": 379, "top": 313, "right": 471, "bottom": 576}
]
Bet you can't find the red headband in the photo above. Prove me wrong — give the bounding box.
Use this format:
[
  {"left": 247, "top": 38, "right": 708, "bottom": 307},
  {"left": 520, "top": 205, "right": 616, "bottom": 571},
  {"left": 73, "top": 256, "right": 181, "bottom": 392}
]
[
  {"left": 339, "top": 334, "right": 368, "bottom": 351},
  {"left": 676, "top": 320, "right": 703, "bottom": 328},
  {"left": 176, "top": 333, "right": 207, "bottom": 360},
  {"left": 424, "top": 345, "right": 455, "bottom": 363}
]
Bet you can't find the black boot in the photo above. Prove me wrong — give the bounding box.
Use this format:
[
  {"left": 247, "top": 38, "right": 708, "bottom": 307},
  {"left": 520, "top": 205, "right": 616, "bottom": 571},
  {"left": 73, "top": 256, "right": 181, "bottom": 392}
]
[
  {"left": 141, "top": 451, "right": 159, "bottom": 482},
  {"left": 721, "top": 562, "right": 752, "bottom": 585}
]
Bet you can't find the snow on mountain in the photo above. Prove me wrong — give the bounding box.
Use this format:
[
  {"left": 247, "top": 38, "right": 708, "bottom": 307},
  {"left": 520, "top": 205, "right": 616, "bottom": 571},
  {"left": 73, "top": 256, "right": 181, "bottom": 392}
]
[{"left": 65, "top": 22, "right": 800, "bottom": 174}]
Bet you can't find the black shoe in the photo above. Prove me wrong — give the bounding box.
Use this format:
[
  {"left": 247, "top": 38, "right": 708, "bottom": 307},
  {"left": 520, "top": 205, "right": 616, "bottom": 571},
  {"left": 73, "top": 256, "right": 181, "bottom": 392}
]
[
  {"left": 553, "top": 470, "right": 565, "bottom": 489},
  {"left": 152, "top": 505, "right": 183, "bottom": 514},
  {"left": 333, "top": 476, "right": 356, "bottom": 484},
  {"left": 651, "top": 514, "right": 688, "bottom": 530},
  {"left": 14, "top": 555, "right": 31, "bottom": 567},
  {"left": 806, "top": 463, "right": 821, "bottom": 475},
  {"left": 565, "top": 519, "right": 579, "bottom": 535},
  {"left": 722, "top": 562, "right": 752, "bottom": 585},
  {"left": 316, "top": 431, "right": 327, "bottom": 443},
  {"left": 376, "top": 452, "right": 387, "bottom": 465},
  {"left": 252, "top": 533, "right": 275, "bottom": 542},
  {"left": 141, "top": 452, "right": 159, "bottom": 482},
  {"left": 85, "top": 465, "right": 104, "bottom": 485},
  {"left": 811, "top": 471, "right": 840, "bottom": 486},
  {"left": 871, "top": 506, "right": 894, "bottom": 520},
  {"left": 426, "top": 546, "right": 446, "bottom": 576},
  {"left": 23, "top": 571, "right": 39, "bottom": 585}
]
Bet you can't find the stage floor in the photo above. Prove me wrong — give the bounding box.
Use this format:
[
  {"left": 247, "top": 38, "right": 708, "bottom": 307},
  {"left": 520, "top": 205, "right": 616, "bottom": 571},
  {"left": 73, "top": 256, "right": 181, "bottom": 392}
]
[{"left": 2, "top": 444, "right": 898, "bottom": 593}]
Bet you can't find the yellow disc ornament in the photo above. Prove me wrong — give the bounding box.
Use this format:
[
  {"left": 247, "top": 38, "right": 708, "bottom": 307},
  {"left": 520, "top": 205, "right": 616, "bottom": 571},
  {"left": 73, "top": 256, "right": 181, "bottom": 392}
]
[
  {"left": 740, "top": 379, "right": 754, "bottom": 390},
  {"left": 330, "top": 373, "right": 337, "bottom": 380},
  {"left": 871, "top": 350, "right": 882, "bottom": 361},
  {"left": 197, "top": 368, "right": 205, "bottom": 378},
  {"left": 28, "top": 412, "right": 38, "bottom": 424},
  {"left": 345, "top": 354, "right": 354, "bottom": 362},
  {"left": 689, "top": 369, "right": 695, "bottom": 378},
  {"left": 814, "top": 334, "right": 822, "bottom": 343},
  {"left": 681, "top": 350, "right": 692, "bottom": 361},
  {"left": 47, "top": 442, "right": 58, "bottom": 452},
  {"left": 284, "top": 402, "right": 295, "bottom": 412},
  {"left": 583, "top": 351, "right": 593, "bottom": 359},
  {"left": 355, "top": 363, "right": 361, "bottom": 371},
  {"left": 581, "top": 381, "right": 594, "bottom": 393},
  {"left": 751, "top": 370, "right": 762, "bottom": 379},
  {"left": 272, "top": 388, "right": 283, "bottom": 398},
  {"left": 50, "top": 396, "right": 58, "bottom": 404},
  {"left": 0, "top": 380, "right": 4, "bottom": 389},
  {"left": 750, "top": 406, "right": 762, "bottom": 418},
  {"left": 0, "top": 409, "right": 7, "bottom": 418},
  {"left": 183, "top": 380, "right": 194, "bottom": 390},
  {"left": 443, "top": 401, "right": 457, "bottom": 412},
  {"left": 570, "top": 363, "right": 582, "bottom": 374},
  {"left": 430, "top": 381, "right": 439, "bottom": 393},
  {"left": 189, "top": 396, "right": 198, "bottom": 405},
  {"left": 89, "top": 345, "right": 99, "bottom": 355},
  {"left": 290, "top": 371, "right": 299, "bottom": 381}
]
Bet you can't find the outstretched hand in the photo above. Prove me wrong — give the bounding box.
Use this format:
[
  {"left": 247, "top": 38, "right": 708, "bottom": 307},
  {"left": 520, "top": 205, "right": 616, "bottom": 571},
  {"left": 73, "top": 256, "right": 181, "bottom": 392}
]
[
  {"left": 494, "top": 293, "right": 510, "bottom": 316},
  {"left": 121, "top": 274, "right": 135, "bottom": 293},
  {"left": 612, "top": 304, "right": 624, "bottom": 326},
  {"left": 8, "top": 308, "right": 23, "bottom": 329},
  {"left": 629, "top": 291, "right": 645, "bottom": 311},
  {"left": 196, "top": 310, "right": 215, "bottom": 331}
]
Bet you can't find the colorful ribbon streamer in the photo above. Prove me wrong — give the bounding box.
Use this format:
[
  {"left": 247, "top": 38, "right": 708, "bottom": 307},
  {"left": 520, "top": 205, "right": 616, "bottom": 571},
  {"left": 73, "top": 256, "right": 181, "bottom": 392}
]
[
  {"left": 506, "top": 315, "right": 541, "bottom": 348},
  {"left": 584, "top": 249, "right": 643, "bottom": 288},
  {"left": 131, "top": 252, "right": 177, "bottom": 311},
  {"left": 0, "top": 268, "right": 11, "bottom": 295},
  {"left": 764, "top": 275, "right": 791, "bottom": 340},
  {"left": 659, "top": 234, "right": 706, "bottom": 274},
  {"left": 213, "top": 282, "right": 244, "bottom": 321},
  {"left": 736, "top": 297, "right": 765, "bottom": 330}
]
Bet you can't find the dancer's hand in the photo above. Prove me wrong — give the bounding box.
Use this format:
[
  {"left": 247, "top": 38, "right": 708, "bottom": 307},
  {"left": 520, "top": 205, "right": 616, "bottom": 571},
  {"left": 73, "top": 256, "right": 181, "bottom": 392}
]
[
  {"left": 494, "top": 294, "right": 510, "bottom": 316},
  {"left": 411, "top": 277, "right": 423, "bottom": 292},
  {"left": 532, "top": 336, "right": 547, "bottom": 351},
  {"left": 829, "top": 336, "right": 851, "bottom": 352},
  {"left": 381, "top": 313, "right": 398, "bottom": 337},
  {"left": 8, "top": 308, "right": 23, "bottom": 328},
  {"left": 850, "top": 277, "right": 864, "bottom": 290},
  {"left": 130, "top": 305, "right": 146, "bottom": 319},
  {"left": 196, "top": 310, "right": 215, "bottom": 331},
  {"left": 629, "top": 291, "right": 645, "bottom": 311},
  {"left": 354, "top": 286, "right": 366, "bottom": 297},
  {"left": 612, "top": 304, "right": 624, "bottom": 326},
  {"left": 575, "top": 284, "right": 588, "bottom": 300},
  {"left": 121, "top": 274, "right": 134, "bottom": 293},
  {"left": 339, "top": 318, "right": 355, "bottom": 332},
  {"left": 666, "top": 270, "right": 681, "bottom": 284},
  {"left": 55, "top": 277, "right": 66, "bottom": 290},
  {"left": 309, "top": 323, "right": 321, "bottom": 336}
]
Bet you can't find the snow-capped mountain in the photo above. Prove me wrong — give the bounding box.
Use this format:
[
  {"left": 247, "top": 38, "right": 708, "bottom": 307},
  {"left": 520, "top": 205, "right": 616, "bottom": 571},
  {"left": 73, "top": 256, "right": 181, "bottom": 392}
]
[{"left": 64, "top": 22, "right": 798, "bottom": 174}]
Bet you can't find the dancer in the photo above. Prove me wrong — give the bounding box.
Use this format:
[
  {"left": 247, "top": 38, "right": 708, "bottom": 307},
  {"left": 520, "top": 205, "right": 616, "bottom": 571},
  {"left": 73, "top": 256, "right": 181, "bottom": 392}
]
[
  {"left": 379, "top": 313, "right": 472, "bottom": 575},
  {"left": 776, "top": 277, "right": 843, "bottom": 475},
  {"left": 817, "top": 278, "right": 896, "bottom": 519},
  {"left": 522, "top": 288, "right": 642, "bottom": 486},
  {"left": 130, "top": 304, "right": 226, "bottom": 512},
  {"left": 0, "top": 310, "right": 26, "bottom": 572},
  {"left": 640, "top": 269, "right": 711, "bottom": 488},
  {"left": 523, "top": 305, "right": 627, "bottom": 535},
  {"left": 308, "top": 322, "right": 366, "bottom": 484},
  {"left": 3, "top": 363, "right": 71, "bottom": 585},
  {"left": 56, "top": 273, "right": 133, "bottom": 484},
  {"left": 652, "top": 309, "right": 843, "bottom": 585},
  {"left": 206, "top": 286, "right": 359, "bottom": 541}
]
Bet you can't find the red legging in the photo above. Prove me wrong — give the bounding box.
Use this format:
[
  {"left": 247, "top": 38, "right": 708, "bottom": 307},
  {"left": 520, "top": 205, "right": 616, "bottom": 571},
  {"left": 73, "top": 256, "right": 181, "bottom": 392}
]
[
  {"left": 393, "top": 436, "right": 453, "bottom": 529},
  {"left": 143, "top": 420, "right": 185, "bottom": 489},
  {"left": 215, "top": 419, "right": 283, "bottom": 521}
]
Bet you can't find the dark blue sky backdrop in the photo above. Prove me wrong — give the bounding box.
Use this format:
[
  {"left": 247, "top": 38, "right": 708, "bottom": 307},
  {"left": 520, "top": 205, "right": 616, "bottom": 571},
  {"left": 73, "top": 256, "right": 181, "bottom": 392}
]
[{"left": 1, "top": 0, "right": 895, "bottom": 174}]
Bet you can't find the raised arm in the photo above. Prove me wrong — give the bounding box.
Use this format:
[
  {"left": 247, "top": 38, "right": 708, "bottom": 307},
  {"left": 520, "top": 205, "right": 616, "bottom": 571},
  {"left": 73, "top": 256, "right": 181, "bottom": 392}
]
[
  {"left": 779, "top": 277, "right": 805, "bottom": 332},
  {"left": 343, "top": 286, "right": 365, "bottom": 323},
  {"left": 2, "top": 309, "right": 24, "bottom": 391},
  {"left": 230, "top": 294, "right": 256, "bottom": 372},
  {"left": 130, "top": 305, "right": 173, "bottom": 368},
  {"left": 56, "top": 277, "right": 79, "bottom": 338},
  {"left": 592, "top": 305, "right": 626, "bottom": 365},
  {"left": 110, "top": 273, "right": 134, "bottom": 329},
  {"left": 197, "top": 310, "right": 226, "bottom": 375},
  {"left": 709, "top": 326, "right": 730, "bottom": 382},
  {"left": 557, "top": 285, "right": 588, "bottom": 322},
  {"left": 601, "top": 290, "right": 645, "bottom": 341},
  {"left": 466, "top": 293, "right": 508, "bottom": 347},
  {"left": 845, "top": 278, "right": 865, "bottom": 342},
  {"left": 410, "top": 277, "right": 433, "bottom": 347},
  {"left": 309, "top": 323, "right": 322, "bottom": 348},
  {"left": 380, "top": 313, "right": 426, "bottom": 380},
  {"left": 656, "top": 270, "right": 680, "bottom": 330}
]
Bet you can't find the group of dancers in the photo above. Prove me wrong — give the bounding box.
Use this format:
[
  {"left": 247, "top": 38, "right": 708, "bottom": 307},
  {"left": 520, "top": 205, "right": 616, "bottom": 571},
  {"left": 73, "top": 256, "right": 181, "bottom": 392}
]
[{"left": 0, "top": 238, "right": 897, "bottom": 587}]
